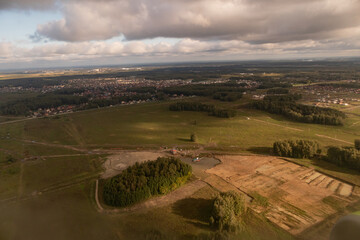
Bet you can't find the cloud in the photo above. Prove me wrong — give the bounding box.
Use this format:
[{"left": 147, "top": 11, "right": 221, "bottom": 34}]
[
  {"left": 2, "top": 33, "right": 360, "bottom": 66},
  {"left": 33, "top": 0, "right": 360, "bottom": 44},
  {"left": 0, "top": 0, "right": 56, "bottom": 10}
]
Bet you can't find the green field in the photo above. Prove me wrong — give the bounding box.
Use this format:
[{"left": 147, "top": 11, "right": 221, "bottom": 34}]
[
  {"left": 1, "top": 96, "right": 360, "bottom": 239},
  {"left": 3, "top": 98, "right": 359, "bottom": 152},
  {"left": 0, "top": 181, "right": 294, "bottom": 240}
]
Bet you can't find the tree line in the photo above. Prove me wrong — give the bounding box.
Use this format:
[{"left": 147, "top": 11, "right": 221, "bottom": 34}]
[
  {"left": 326, "top": 146, "right": 360, "bottom": 171},
  {"left": 163, "top": 83, "right": 246, "bottom": 102},
  {"left": 0, "top": 93, "right": 153, "bottom": 116},
  {"left": 0, "top": 94, "right": 88, "bottom": 116},
  {"left": 103, "top": 157, "right": 192, "bottom": 207},
  {"left": 273, "top": 139, "right": 360, "bottom": 172},
  {"left": 266, "top": 88, "right": 290, "bottom": 95},
  {"left": 273, "top": 139, "right": 321, "bottom": 158},
  {"left": 250, "top": 95, "right": 345, "bottom": 125},
  {"left": 169, "top": 102, "right": 236, "bottom": 118}
]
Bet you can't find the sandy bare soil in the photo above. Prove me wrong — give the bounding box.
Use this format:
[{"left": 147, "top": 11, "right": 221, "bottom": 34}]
[
  {"left": 102, "top": 151, "right": 167, "bottom": 178},
  {"left": 206, "top": 155, "right": 359, "bottom": 235}
]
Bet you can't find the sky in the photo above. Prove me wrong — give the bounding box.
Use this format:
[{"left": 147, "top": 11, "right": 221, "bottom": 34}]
[{"left": 0, "top": 0, "right": 360, "bottom": 70}]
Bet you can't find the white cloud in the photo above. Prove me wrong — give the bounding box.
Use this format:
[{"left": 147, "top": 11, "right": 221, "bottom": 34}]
[{"left": 2, "top": 34, "right": 360, "bottom": 66}]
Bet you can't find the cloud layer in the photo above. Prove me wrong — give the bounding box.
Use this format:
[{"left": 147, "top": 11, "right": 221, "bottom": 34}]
[
  {"left": 1, "top": 0, "right": 360, "bottom": 69},
  {"left": 33, "top": 0, "right": 360, "bottom": 43},
  {"left": 1, "top": 36, "right": 360, "bottom": 65}
]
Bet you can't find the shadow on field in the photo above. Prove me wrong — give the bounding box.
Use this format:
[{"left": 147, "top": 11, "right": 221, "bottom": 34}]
[
  {"left": 311, "top": 157, "right": 360, "bottom": 179},
  {"left": 247, "top": 147, "right": 272, "bottom": 155},
  {"left": 176, "top": 138, "right": 192, "bottom": 142},
  {"left": 172, "top": 198, "right": 213, "bottom": 228}
]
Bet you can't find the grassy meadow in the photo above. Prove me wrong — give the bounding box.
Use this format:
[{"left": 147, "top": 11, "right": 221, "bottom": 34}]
[
  {"left": 4, "top": 97, "right": 359, "bottom": 152},
  {"left": 1, "top": 95, "right": 360, "bottom": 239}
]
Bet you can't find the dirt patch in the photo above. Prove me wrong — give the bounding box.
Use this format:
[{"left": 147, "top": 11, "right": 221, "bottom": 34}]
[
  {"left": 206, "top": 155, "right": 359, "bottom": 235},
  {"left": 102, "top": 151, "right": 167, "bottom": 179}
]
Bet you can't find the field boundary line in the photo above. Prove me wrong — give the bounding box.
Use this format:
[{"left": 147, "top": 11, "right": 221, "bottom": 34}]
[
  {"left": 251, "top": 118, "right": 304, "bottom": 132},
  {"left": 315, "top": 134, "right": 353, "bottom": 145},
  {"left": 95, "top": 179, "right": 104, "bottom": 212}
]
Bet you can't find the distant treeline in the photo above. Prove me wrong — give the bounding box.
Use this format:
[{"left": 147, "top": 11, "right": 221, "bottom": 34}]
[
  {"left": 0, "top": 78, "right": 66, "bottom": 88},
  {"left": 163, "top": 83, "right": 246, "bottom": 102},
  {"left": 0, "top": 94, "right": 88, "bottom": 116},
  {"left": 266, "top": 88, "right": 290, "bottom": 94},
  {"left": 273, "top": 139, "right": 321, "bottom": 158},
  {"left": 250, "top": 94, "right": 345, "bottom": 125},
  {"left": 103, "top": 157, "right": 192, "bottom": 207},
  {"left": 0, "top": 92, "right": 154, "bottom": 116},
  {"left": 326, "top": 147, "right": 360, "bottom": 171},
  {"left": 169, "top": 102, "right": 236, "bottom": 118},
  {"left": 258, "top": 82, "right": 292, "bottom": 89},
  {"left": 213, "top": 92, "right": 243, "bottom": 102},
  {"left": 84, "top": 94, "right": 152, "bottom": 109},
  {"left": 317, "top": 83, "right": 360, "bottom": 89},
  {"left": 263, "top": 94, "right": 302, "bottom": 102}
]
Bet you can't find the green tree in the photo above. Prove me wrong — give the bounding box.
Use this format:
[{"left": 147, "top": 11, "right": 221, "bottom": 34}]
[
  {"left": 355, "top": 139, "right": 360, "bottom": 150},
  {"left": 190, "top": 133, "right": 198, "bottom": 142},
  {"left": 209, "top": 191, "right": 246, "bottom": 232}
]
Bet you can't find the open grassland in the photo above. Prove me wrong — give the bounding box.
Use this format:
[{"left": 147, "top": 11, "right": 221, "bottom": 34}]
[
  {"left": 2, "top": 98, "right": 358, "bottom": 153},
  {"left": 1, "top": 97, "right": 360, "bottom": 240},
  {"left": 0, "top": 181, "right": 294, "bottom": 240},
  {"left": 0, "top": 152, "right": 104, "bottom": 201}
]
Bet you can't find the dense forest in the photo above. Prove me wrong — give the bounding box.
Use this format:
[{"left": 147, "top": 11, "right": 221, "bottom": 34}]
[
  {"left": 273, "top": 139, "right": 321, "bottom": 158},
  {"left": 169, "top": 102, "right": 236, "bottom": 118},
  {"left": 162, "top": 83, "right": 246, "bottom": 101},
  {"left": 103, "top": 157, "right": 192, "bottom": 207},
  {"left": 213, "top": 92, "right": 243, "bottom": 102},
  {"left": 0, "top": 94, "right": 88, "bottom": 116},
  {"left": 0, "top": 78, "right": 66, "bottom": 88},
  {"left": 84, "top": 94, "right": 152, "bottom": 109},
  {"left": 250, "top": 94, "right": 345, "bottom": 125},
  {"left": 209, "top": 191, "right": 246, "bottom": 232},
  {"left": 317, "top": 82, "right": 360, "bottom": 89},
  {"left": 326, "top": 147, "right": 360, "bottom": 171},
  {"left": 266, "top": 88, "right": 290, "bottom": 94},
  {"left": 0, "top": 93, "right": 153, "bottom": 116}
]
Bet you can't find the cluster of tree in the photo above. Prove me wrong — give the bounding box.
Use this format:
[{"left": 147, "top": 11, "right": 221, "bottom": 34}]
[
  {"left": 162, "top": 83, "right": 246, "bottom": 100},
  {"left": 169, "top": 102, "right": 236, "bottom": 118},
  {"left": 326, "top": 146, "right": 360, "bottom": 171},
  {"left": 209, "top": 191, "right": 246, "bottom": 232},
  {"left": 52, "top": 88, "right": 85, "bottom": 95},
  {"left": 250, "top": 95, "right": 345, "bottom": 125},
  {"left": 103, "top": 157, "right": 192, "bottom": 207},
  {"left": 266, "top": 88, "right": 290, "bottom": 95},
  {"left": 317, "top": 83, "right": 360, "bottom": 89},
  {"left": 125, "top": 86, "right": 157, "bottom": 94},
  {"left": 273, "top": 139, "right": 321, "bottom": 158},
  {"left": 263, "top": 94, "right": 302, "bottom": 102},
  {"left": 213, "top": 92, "right": 242, "bottom": 102},
  {"left": 0, "top": 94, "right": 88, "bottom": 116},
  {"left": 84, "top": 94, "right": 152, "bottom": 109},
  {"left": 258, "top": 82, "right": 292, "bottom": 89},
  {"left": 169, "top": 102, "right": 215, "bottom": 112},
  {"left": 0, "top": 78, "right": 66, "bottom": 88},
  {"left": 355, "top": 139, "right": 360, "bottom": 150}
]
